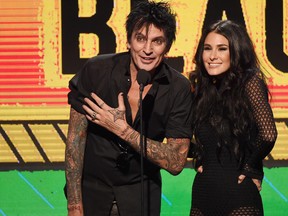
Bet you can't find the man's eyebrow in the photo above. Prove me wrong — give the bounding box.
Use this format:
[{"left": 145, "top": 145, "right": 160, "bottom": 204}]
[
  {"left": 153, "top": 36, "right": 165, "bottom": 40},
  {"left": 135, "top": 32, "right": 144, "bottom": 36}
]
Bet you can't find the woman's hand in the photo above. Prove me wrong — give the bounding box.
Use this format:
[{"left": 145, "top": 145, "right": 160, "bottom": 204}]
[
  {"left": 83, "top": 92, "right": 128, "bottom": 137},
  {"left": 197, "top": 165, "right": 203, "bottom": 173},
  {"left": 238, "top": 174, "right": 262, "bottom": 191}
]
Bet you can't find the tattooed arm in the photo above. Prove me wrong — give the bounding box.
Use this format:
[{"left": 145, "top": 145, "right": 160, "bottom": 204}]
[
  {"left": 122, "top": 128, "right": 190, "bottom": 175},
  {"left": 65, "top": 107, "right": 88, "bottom": 216},
  {"left": 83, "top": 93, "right": 190, "bottom": 175}
]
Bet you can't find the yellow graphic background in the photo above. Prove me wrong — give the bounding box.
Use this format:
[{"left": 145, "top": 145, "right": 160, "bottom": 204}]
[{"left": 0, "top": 0, "right": 287, "bottom": 166}]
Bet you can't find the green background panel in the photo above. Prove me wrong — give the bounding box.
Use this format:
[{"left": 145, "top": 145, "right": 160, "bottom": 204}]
[{"left": 0, "top": 168, "right": 287, "bottom": 216}]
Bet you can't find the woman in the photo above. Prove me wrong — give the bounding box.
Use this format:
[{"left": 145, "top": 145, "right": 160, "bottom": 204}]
[{"left": 189, "top": 20, "right": 277, "bottom": 215}]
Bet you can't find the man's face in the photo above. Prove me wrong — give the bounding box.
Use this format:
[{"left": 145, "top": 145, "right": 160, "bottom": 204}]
[{"left": 128, "top": 24, "right": 167, "bottom": 73}]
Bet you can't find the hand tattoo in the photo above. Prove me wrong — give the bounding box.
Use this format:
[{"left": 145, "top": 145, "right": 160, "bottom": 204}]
[{"left": 108, "top": 108, "right": 125, "bottom": 122}]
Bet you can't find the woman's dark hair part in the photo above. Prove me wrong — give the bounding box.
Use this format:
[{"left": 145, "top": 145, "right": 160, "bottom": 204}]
[
  {"left": 191, "top": 20, "right": 269, "bottom": 168},
  {"left": 125, "top": 1, "right": 177, "bottom": 52}
]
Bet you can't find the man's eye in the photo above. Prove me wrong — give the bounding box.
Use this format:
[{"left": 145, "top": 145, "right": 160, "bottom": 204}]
[
  {"left": 136, "top": 36, "right": 145, "bottom": 42},
  {"left": 154, "top": 39, "right": 164, "bottom": 45}
]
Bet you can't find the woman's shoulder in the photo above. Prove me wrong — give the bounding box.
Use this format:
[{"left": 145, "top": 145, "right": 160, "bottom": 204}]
[
  {"left": 244, "top": 72, "right": 268, "bottom": 97},
  {"left": 245, "top": 73, "right": 267, "bottom": 88}
]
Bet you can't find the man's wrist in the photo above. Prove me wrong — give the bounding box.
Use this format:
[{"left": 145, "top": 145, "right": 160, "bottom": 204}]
[
  {"left": 119, "top": 125, "right": 140, "bottom": 150},
  {"left": 119, "top": 125, "right": 132, "bottom": 140},
  {"left": 67, "top": 204, "right": 81, "bottom": 211}
]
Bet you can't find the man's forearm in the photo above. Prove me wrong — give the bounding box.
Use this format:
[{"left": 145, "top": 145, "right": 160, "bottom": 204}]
[
  {"left": 120, "top": 125, "right": 190, "bottom": 175},
  {"left": 65, "top": 108, "right": 88, "bottom": 209}
]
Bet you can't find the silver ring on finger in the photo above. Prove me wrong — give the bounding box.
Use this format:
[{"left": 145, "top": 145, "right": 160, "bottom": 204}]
[{"left": 91, "top": 111, "right": 97, "bottom": 121}]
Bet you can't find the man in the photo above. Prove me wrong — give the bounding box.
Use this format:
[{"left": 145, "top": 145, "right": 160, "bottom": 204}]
[{"left": 65, "top": 1, "right": 192, "bottom": 215}]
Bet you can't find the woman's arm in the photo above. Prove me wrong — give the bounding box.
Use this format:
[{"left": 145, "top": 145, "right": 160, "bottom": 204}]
[
  {"left": 65, "top": 108, "right": 88, "bottom": 216},
  {"left": 242, "top": 75, "right": 278, "bottom": 179}
]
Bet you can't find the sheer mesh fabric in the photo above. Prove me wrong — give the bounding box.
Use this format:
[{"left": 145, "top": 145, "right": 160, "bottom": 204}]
[
  {"left": 242, "top": 75, "right": 277, "bottom": 178},
  {"left": 110, "top": 201, "right": 119, "bottom": 216},
  {"left": 230, "top": 206, "right": 262, "bottom": 215},
  {"left": 190, "top": 75, "right": 277, "bottom": 216},
  {"left": 190, "top": 208, "right": 204, "bottom": 216},
  {"left": 245, "top": 75, "right": 277, "bottom": 147},
  {"left": 191, "top": 206, "right": 262, "bottom": 216}
]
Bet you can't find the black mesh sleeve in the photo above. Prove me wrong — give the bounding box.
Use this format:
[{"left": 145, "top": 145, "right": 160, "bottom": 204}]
[{"left": 241, "top": 75, "right": 278, "bottom": 179}]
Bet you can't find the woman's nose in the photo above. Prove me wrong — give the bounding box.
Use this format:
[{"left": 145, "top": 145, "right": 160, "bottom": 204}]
[{"left": 209, "top": 49, "right": 219, "bottom": 60}]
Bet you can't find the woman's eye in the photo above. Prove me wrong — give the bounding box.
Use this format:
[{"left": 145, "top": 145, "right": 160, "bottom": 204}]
[{"left": 219, "top": 47, "right": 228, "bottom": 51}]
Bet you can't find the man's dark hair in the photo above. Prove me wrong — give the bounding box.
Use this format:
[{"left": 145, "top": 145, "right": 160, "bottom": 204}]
[{"left": 125, "top": 1, "right": 177, "bottom": 52}]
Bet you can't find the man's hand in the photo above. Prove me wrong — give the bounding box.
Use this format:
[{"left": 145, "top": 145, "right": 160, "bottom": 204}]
[
  {"left": 83, "top": 92, "right": 128, "bottom": 137},
  {"left": 83, "top": 92, "right": 189, "bottom": 175}
]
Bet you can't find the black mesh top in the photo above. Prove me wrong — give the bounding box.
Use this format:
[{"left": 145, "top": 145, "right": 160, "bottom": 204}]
[{"left": 190, "top": 75, "right": 277, "bottom": 216}]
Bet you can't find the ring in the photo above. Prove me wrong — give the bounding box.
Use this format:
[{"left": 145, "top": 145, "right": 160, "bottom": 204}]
[
  {"left": 91, "top": 112, "right": 97, "bottom": 121},
  {"left": 99, "top": 102, "right": 104, "bottom": 108}
]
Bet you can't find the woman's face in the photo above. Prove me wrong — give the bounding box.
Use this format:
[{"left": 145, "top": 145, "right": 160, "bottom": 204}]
[
  {"left": 127, "top": 24, "right": 167, "bottom": 73},
  {"left": 202, "top": 32, "right": 230, "bottom": 76}
]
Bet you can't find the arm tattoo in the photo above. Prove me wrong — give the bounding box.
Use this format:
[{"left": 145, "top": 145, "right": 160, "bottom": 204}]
[
  {"left": 120, "top": 125, "right": 189, "bottom": 175},
  {"left": 146, "top": 138, "right": 189, "bottom": 174},
  {"left": 65, "top": 108, "right": 88, "bottom": 206}
]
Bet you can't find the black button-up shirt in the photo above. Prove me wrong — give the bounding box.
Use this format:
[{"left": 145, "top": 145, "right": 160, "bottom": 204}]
[{"left": 68, "top": 51, "right": 192, "bottom": 197}]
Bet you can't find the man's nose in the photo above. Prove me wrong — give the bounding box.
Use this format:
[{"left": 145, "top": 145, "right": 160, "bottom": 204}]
[{"left": 143, "top": 42, "right": 153, "bottom": 54}]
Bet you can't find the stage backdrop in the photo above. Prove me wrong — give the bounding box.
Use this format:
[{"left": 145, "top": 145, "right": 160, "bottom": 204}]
[
  {"left": 0, "top": 0, "right": 287, "bottom": 170},
  {"left": 0, "top": 0, "right": 288, "bottom": 215}
]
